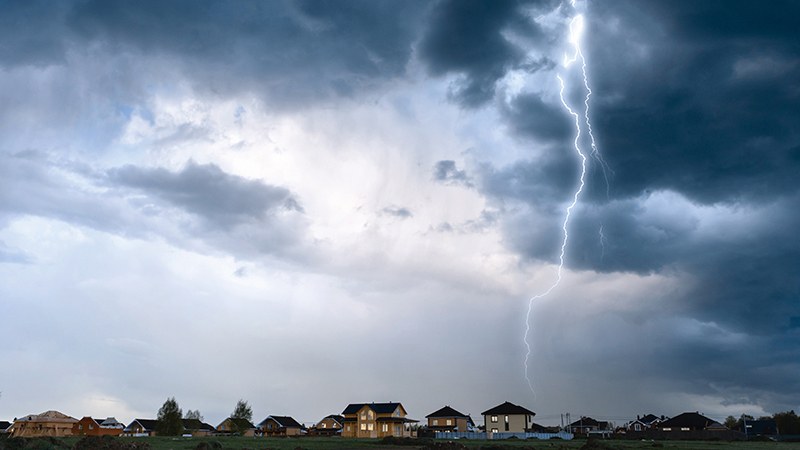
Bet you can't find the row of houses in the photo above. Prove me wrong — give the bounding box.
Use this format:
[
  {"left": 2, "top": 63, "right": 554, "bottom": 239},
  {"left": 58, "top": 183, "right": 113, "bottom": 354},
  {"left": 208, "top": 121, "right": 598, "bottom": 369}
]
[{"left": 0, "top": 401, "right": 775, "bottom": 440}]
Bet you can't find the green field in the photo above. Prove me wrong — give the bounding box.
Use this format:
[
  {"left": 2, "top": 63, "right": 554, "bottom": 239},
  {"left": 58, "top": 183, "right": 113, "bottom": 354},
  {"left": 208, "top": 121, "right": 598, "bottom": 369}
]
[{"left": 3, "top": 436, "right": 799, "bottom": 450}]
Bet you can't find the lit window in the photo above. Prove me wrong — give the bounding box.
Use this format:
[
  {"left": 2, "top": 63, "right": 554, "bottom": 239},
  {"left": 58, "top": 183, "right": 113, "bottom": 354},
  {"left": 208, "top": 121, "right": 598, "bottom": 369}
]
[
  {"left": 446, "top": 419, "right": 452, "bottom": 426},
  {"left": 360, "top": 424, "right": 366, "bottom": 431},
  {"left": 662, "top": 427, "right": 672, "bottom": 431},
  {"left": 681, "top": 427, "right": 690, "bottom": 431},
  {"left": 634, "top": 424, "right": 641, "bottom": 431},
  {"left": 504, "top": 416, "right": 509, "bottom": 424},
  {"left": 433, "top": 419, "right": 438, "bottom": 426},
  {"left": 367, "top": 423, "right": 374, "bottom": 431},
  {"left": 491, "top": 428, "right": 499, "bottom": 433},
  {"left": 360, "top": 413, "right": 366, "bottom": 420},
  {"left": 491, "top": 415, "right": 498, "bottom": 423},
  {"left": 382, "top": 424, "right": 388, "bottom": 432},
  {"left": 321, "top": 423, "right": 326, "bottom": 428},
  {"left": 368, "top": 411, "right": 374, "bottom": 419}
]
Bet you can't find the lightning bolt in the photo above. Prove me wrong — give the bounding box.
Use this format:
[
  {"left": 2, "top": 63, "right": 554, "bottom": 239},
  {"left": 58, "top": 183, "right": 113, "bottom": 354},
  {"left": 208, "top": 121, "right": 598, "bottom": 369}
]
[{"left": 523, "top": 1, "right": 604, "bottom": 395}]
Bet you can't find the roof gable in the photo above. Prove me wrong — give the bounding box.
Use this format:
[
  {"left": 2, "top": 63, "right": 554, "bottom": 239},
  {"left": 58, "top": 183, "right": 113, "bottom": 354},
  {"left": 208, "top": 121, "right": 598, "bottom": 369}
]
[
  {"left": 481, "top": 401, "right": 535, "bottom": 417},
  {"left": 343, "top": 402, "right": 404, "bottom": 415},
  {"left": 426, "top": 406, "right": 468, "bottom": 419},
  {"left": 126, "top": 419, "right": 158, "bottom": 431},
  {"left": 264, "top": 415, "right": 302, "bottom": 428}
]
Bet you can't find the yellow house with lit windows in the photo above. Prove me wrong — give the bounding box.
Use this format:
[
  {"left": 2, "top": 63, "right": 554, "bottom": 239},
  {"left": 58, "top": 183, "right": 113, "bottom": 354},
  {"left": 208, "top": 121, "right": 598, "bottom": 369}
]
[{"left": 340, "top": 402, "right": 417, "bottom": 438}]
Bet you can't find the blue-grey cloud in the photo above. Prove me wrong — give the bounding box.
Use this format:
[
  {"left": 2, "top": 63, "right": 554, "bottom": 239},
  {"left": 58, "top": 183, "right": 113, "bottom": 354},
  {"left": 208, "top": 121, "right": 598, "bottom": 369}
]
[
  {"left": 108, "top": 161, "right": 302, "bottom": 227},
  {"left": 433, "top": 160, "right": 473, "bottom": 187}
]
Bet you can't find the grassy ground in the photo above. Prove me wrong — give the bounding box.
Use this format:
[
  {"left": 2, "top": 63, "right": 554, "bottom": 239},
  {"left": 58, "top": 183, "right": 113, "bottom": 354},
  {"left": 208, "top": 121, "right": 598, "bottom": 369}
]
[{"left": 16, "top": 436, "right": 800, "bottom": 450}]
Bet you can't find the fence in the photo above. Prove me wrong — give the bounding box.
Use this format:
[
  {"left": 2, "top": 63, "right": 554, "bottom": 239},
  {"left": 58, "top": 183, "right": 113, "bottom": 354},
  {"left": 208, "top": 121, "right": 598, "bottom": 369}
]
[{"left": 435, "top": 431, "right": 573, "bottom": 440}]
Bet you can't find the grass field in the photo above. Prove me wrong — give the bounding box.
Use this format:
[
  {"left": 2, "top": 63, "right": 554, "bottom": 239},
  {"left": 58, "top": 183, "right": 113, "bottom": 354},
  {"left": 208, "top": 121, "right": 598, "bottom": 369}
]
[{"left": 32, "top": 436, "right": 798, "bottom": 450}]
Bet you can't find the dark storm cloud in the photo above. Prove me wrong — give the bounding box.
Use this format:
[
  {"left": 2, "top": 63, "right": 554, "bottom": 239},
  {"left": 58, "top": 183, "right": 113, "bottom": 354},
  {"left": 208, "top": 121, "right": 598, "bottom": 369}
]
[
  {"left": 0, "top": 0, "right": 427, "bottom": 108},
  {"left": 418, "top": 0, "right": 558, "bottom": 107},
  {"left": 456, "top": 0, "right": 800, "bottom": 412},
  {"left": 587, "top": 0, "right": 800, "bottom": 204},
  {"left": 108, "top": 161, "right": 302, "bottom": 227}
]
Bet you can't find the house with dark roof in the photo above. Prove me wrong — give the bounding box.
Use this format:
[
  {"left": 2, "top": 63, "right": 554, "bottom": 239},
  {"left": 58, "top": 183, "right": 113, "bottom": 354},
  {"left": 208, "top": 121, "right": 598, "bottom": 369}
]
[
  {"left": 658, "top": 412, "right": 726, "bottom": 432},
  {"left": 341, "top": 402, "right": 417, "bottom": 438},
  {"left": 258, "top": 415, "right": 304, "bottom": 437},
  {"left": 73, "top": 417, "right": 123, "bottom": 436},
  {"left": 627, "top": 414, "right": 666, "bottom": 432},
  {"left": 216, "top": 417, "right": 256, "bottom": 437},
  {"left": 425, "top": 406, "right": 474, "bottom": 433},
  {"left": 181, "top": 419, "right": 216, "bottom": 437},
  {"left": 308, "top": 414, "right": 343, "bottom": 436},
  {"left": 567, "top": 416, "right": 611, "bottom": 435},
  {"left": 0, "top": 421, "right": 12, "bottom": 433},
  {"left": 481, "top": 401, "right": 536, "bottom": 434},
  {"left": 123, "top": 419, "right": 158, "bottom": 437},
  {"left": 741, "top": 418, "right": 778, "bottom": 437}
]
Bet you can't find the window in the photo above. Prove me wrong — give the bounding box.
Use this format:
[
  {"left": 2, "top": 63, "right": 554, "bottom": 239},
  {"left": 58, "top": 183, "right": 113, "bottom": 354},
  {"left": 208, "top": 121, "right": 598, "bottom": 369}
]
[
  {"left": 634, "top": 424, "right": 641, "bottom": 431},
  {"left": 395, "top": 425, "right": 401, "bottom": 434},
  {"left": 360, "top": 413, "right": 366, "bottom": 420},
  {"left": 360, "top": 424, "right": 366, "bottom": 431},
  {"left": 433, "top": 419, "right": 438, "bottom": 426},
  {"left": 504, "top": 415, "right": 509, "bottom": 431},
  {"left": 446, "top": 419, "right": 452, "bottom": 426},
  {"left": 382, "top": 424, "right": 388, "bottom": 432},
  {"left": 346, "top": 425, "right": 351, "bottom": 431},
  {"left": 662, "top": 427, "right": 672, "bottom": 431},
  {"left": 491, "top": 428, "right": 499, "bottom": 433},
  {"left": 491, "top": 415, "right": 498, "bottom": 423},
  {"left": 367, "top": 423, "right": 374, "bottom": 431},
  {"left": 680, "top": 427, "right": 690, "bottom": 431}
]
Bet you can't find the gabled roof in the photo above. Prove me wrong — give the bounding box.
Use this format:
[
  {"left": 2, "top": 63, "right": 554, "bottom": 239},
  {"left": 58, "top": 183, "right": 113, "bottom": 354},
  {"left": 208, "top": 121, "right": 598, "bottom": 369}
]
[
  {"left": 98, "top": 417, "right": 124, "bottom": 428},
  {"left": 569, "top": 417, "right": 604, "bottom": 427},
  {"left": 182, "top": 419, "right": 216, "bottom": 432},
  {"left": 640, "top": 414, "right": 661, "bottom": 424},
  {"left": 660, "top": 412, "right": 721, "bottom": 430},
  {"left": 342, "top": 402, "right": 403, "bottom": 415},
  {"left": 319, "top": 415, "right": 344, "bottom": 426},
  {"left": 426, "top": 406, "right": 468, "bottom": 419},
  {"left": 259, "top": 415, "right": 303, "bottom": 428},
  {"left": 481, "top": 401, "right": 535, "bottom": 417},
  {"left": 126, "top": 419, "right": 158, "bottom": 431},
  {"left": 218, "top": 417, "right": 256, "bottom": 430}
]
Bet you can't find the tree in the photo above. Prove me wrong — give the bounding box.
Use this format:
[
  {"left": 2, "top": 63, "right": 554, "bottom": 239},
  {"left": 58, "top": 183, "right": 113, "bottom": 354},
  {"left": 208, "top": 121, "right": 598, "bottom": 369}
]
[
  {"left": 232, "top": 399, "right": 253, "bottom": 422},
  {"left": 185, "top": 409, "right": 204, "bottom": 422},
  {"left": 724, "top": 416, "right": 737, "bottom": 430},
  {"left": 774, "top": 410, "right": 800, "bottom": 435},
  {"left": 156, "top": 397, "right": 184, "bottom": 436}
]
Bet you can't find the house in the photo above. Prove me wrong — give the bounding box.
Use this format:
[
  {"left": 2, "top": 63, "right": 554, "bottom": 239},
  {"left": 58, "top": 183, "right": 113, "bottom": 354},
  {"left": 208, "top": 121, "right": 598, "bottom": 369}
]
[
  {"left": 341, "top": 402, "right": 417, "bottom": 438},
  {"left": 0, "top": 421, "right": 12, "bottom": 433},
  {"left": 216, "top": 417, "right": 256, "bottom": 436},
  {"left": 481, "top": 401, "right": 536, "bottom": 434},
  {"left": 258, "top": 415, "right": 304, "bottom": 437},
  {"left": 425, "top": 406, "right": 474, "bottom": 433},
  {"left": 741, "top": 419, "right": 778, "bottom": 437},
  {"left": 181, "top": 419, "right": 216, "bottom": 437},
  {"left": 123, "top": 419, "right": 158, "bottom": 437},
  {"left": 658, "top": 412, "right": 725, "bottom": 432},
  {"left": 627, "top": 414, "right": 666, "bottom": 432},
  {"left": 567, "top": 416, "right": 611, "bottom": 435},
  {"left": 308, "top": 414, "right": 343, "bottom": 436},
  {"left": 10, "top": 411, "right": 78, "bottom": 437},
  {"left": 72, "top": 417, "right": 123, "bottom": 436}
]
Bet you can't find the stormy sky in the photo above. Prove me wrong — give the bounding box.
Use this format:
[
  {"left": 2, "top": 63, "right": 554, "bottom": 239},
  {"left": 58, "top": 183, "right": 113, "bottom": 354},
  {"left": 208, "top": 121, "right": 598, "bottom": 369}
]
[{"left": 1, "top": 0, "right": 798, "bottom": 427}]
